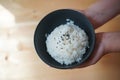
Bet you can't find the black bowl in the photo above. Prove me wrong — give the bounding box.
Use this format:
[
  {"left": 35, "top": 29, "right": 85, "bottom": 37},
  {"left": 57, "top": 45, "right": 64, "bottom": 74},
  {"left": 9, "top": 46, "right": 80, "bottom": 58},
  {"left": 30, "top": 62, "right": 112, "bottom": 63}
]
[{"left": 34, "top": 9, "right": 95, "bottom": 69}]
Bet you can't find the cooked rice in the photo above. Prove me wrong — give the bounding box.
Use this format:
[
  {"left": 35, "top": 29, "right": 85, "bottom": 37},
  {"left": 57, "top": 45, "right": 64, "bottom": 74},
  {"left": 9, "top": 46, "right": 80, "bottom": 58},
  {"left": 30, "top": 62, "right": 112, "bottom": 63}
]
[{"left": 46, "top": 19, "right": 88, "bottom": 65}]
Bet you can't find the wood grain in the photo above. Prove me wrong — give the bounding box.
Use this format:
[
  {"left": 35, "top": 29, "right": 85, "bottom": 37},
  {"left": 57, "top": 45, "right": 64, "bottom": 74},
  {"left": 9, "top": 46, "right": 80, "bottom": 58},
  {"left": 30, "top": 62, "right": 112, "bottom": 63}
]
[{"left": 0, "top": 0, "right": 120, "bottom": 80}]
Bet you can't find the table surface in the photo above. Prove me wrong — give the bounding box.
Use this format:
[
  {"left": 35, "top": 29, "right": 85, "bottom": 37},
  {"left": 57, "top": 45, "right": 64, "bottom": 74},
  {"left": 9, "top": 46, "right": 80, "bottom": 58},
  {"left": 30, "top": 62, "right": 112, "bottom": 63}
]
[{"left": 0, "top": 0, "right": 120, "bottom": 80}]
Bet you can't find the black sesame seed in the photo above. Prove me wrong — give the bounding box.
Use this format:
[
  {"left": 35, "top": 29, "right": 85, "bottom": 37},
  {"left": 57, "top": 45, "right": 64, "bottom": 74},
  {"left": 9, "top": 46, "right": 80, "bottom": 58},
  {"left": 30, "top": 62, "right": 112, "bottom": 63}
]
[
  {"left": 66, "top": 37, "right": 69, "bottom": 40},
  {"left": 63, "top": 34, "right": 65, "bottom": 36},
  {"left": 61, "top": 36, "right": 64, "bottom": 41},
  {"left": 61, "top": 48, "right": 63, "bottom": 49},
  {"left": 63, "top": 43, "right": 65, "bottom": 45},
  {"left": 66, "top": 34, "right": 69, "bottom": 37}
]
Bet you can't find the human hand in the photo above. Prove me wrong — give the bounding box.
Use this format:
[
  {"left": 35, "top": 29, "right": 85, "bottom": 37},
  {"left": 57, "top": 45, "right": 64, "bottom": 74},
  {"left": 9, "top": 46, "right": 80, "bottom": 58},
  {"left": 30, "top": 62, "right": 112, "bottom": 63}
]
[
  {"left": 77, "top": 32, "right": 120, "bottom": 68},
  {"left": 76, "top": 0, "right": 120, "bottom": 68},
  {"left": 77, "top": 32, "right": 105, "bottom": 68}
]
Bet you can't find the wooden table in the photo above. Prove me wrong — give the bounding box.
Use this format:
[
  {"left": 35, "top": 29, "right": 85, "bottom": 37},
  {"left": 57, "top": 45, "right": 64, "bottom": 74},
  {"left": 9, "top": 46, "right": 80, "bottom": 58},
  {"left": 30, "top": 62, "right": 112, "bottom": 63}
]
[{"left": 0, "top": 0, "right": 120, "bottom": 80}]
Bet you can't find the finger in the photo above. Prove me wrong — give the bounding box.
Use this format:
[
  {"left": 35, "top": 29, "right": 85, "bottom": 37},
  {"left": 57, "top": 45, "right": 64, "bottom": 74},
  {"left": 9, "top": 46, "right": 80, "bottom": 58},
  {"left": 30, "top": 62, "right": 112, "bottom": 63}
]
[
  {"left": 75, "top": 9, "right": 99, "bottom": 29},
  {"left": 76, "top": 33, "right": 105, "bottom": 68}
]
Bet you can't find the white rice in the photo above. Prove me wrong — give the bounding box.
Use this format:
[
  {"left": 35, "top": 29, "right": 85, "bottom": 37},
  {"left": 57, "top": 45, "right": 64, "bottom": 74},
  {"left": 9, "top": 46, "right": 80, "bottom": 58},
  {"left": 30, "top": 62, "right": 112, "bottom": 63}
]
[{"left": 46, "top": 19, "right": 88, "bottom": 65}]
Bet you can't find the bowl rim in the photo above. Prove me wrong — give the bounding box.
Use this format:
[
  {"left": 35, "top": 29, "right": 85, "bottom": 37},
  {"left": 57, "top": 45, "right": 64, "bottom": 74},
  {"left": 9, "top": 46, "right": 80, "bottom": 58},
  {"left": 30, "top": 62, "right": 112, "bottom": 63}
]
[{"left": 34, "top": 9, "right": 95, "bottom": 69}]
